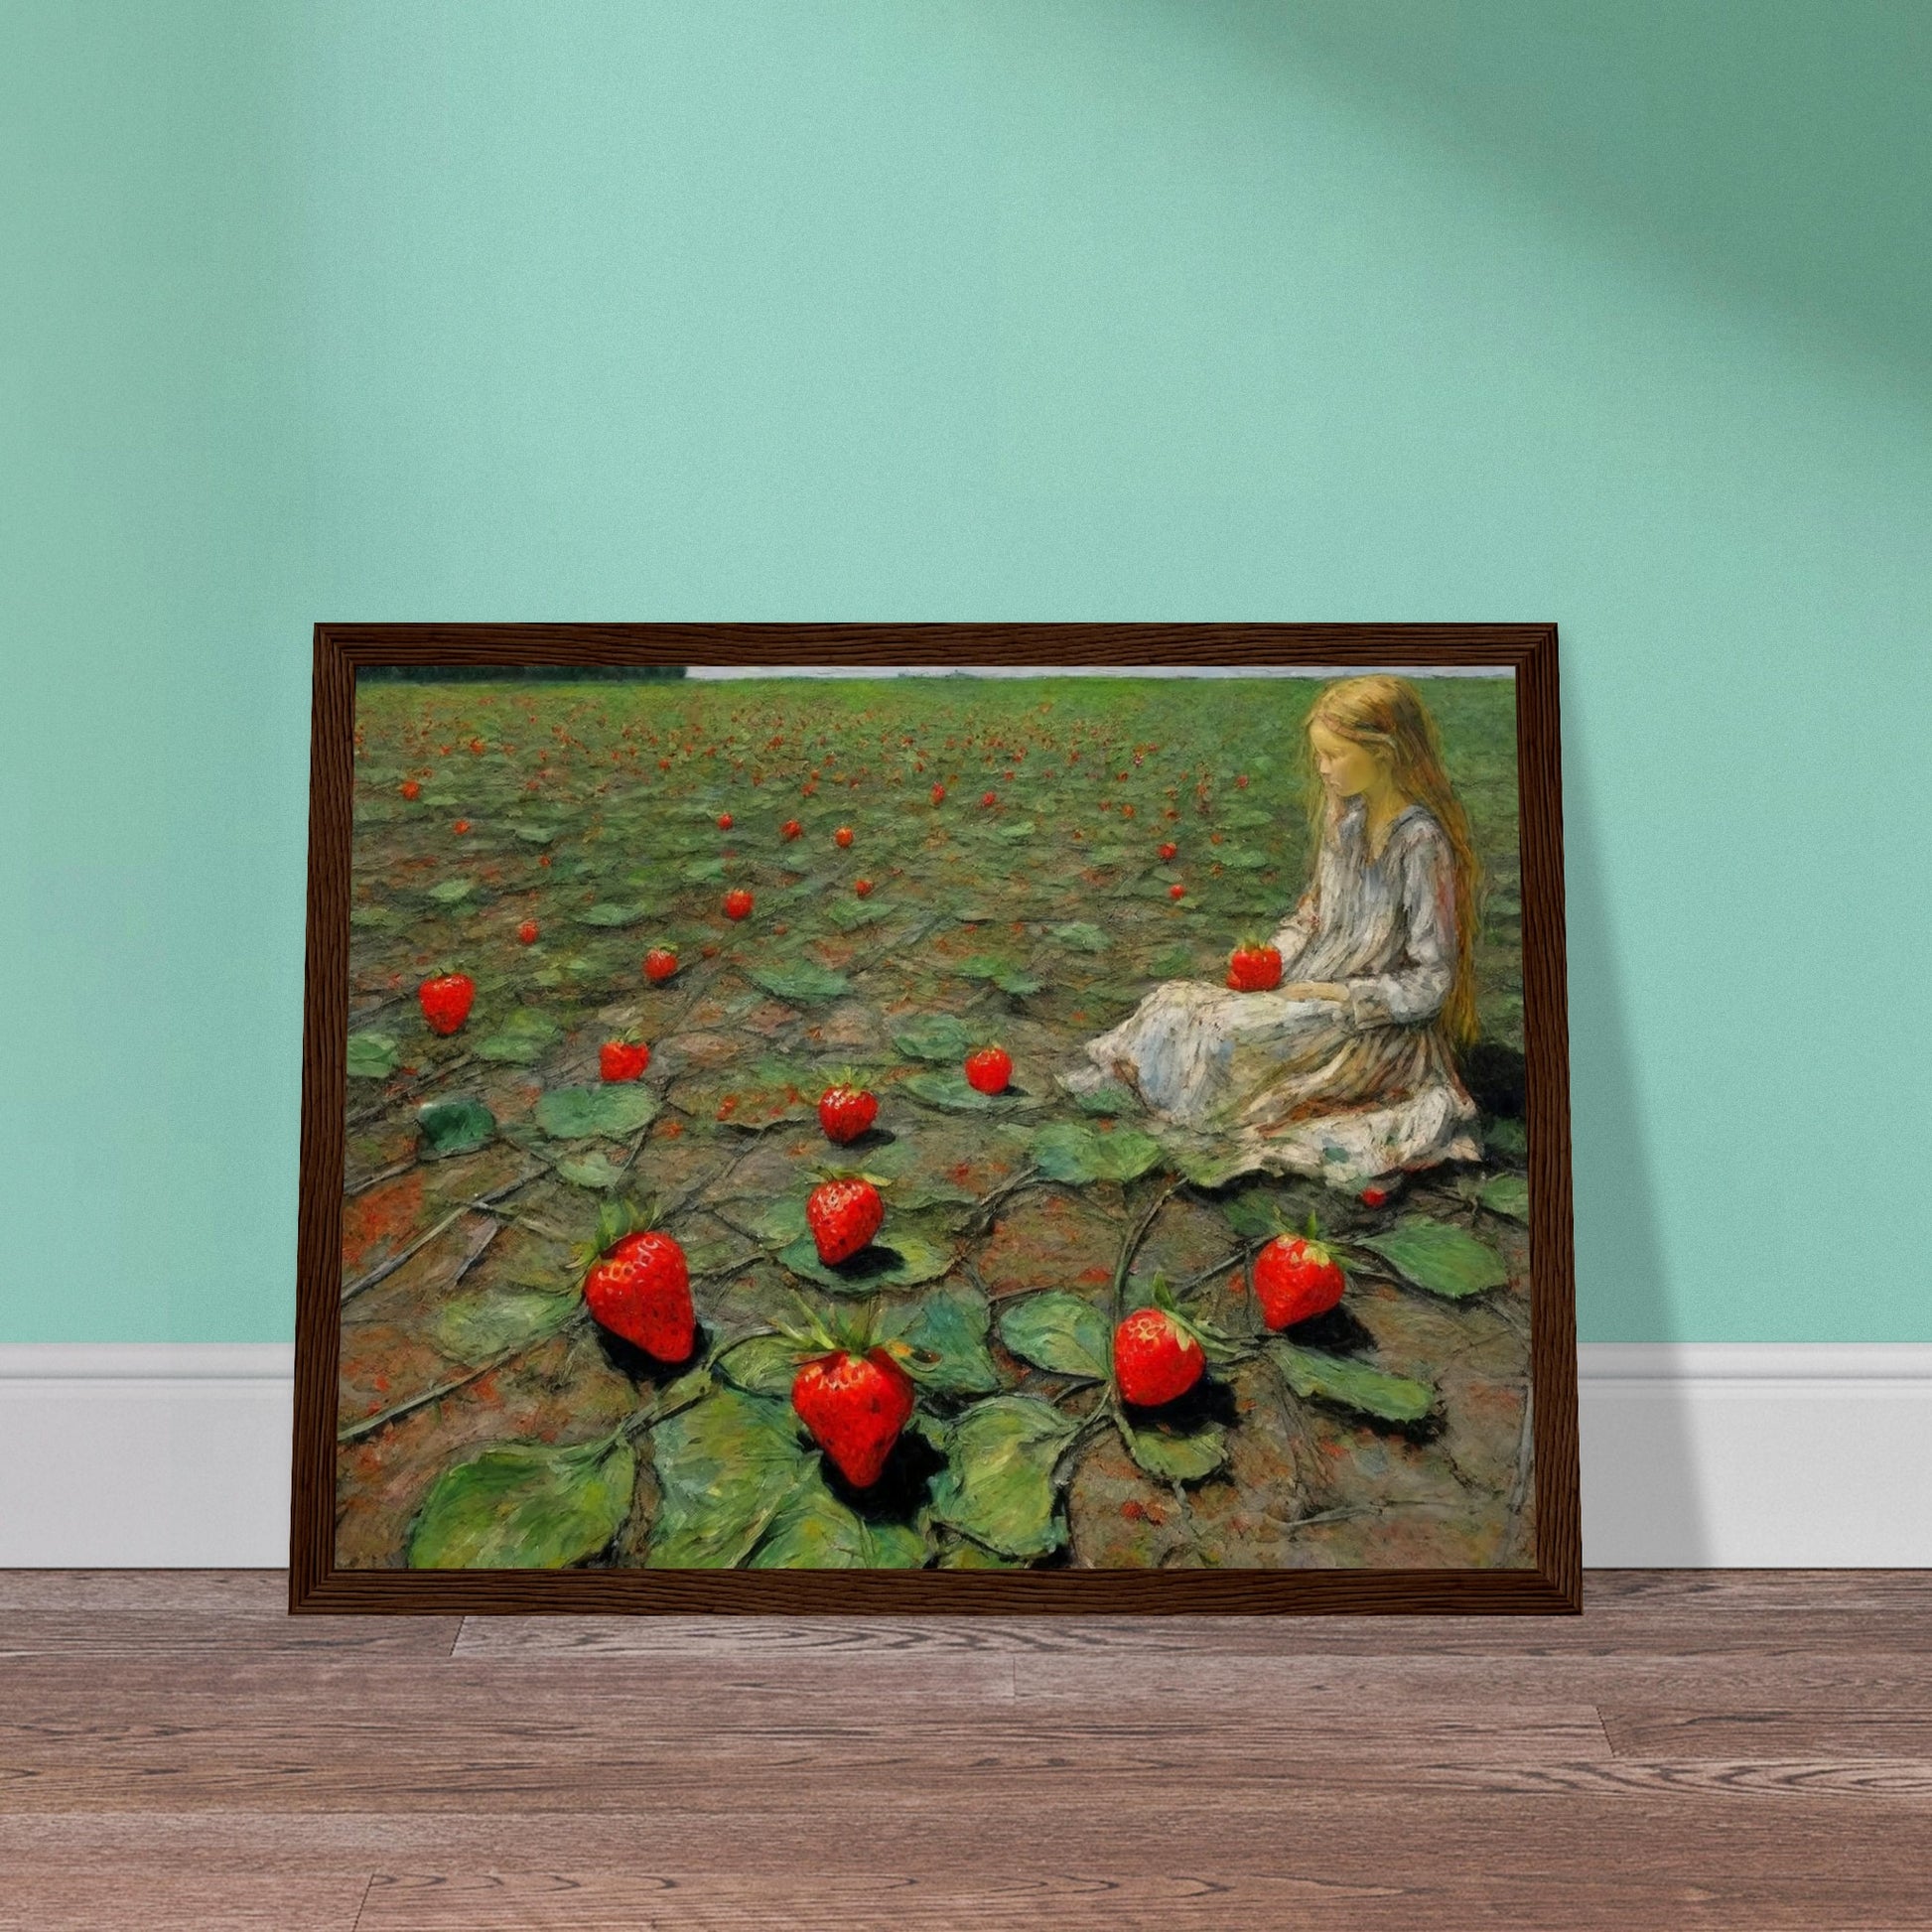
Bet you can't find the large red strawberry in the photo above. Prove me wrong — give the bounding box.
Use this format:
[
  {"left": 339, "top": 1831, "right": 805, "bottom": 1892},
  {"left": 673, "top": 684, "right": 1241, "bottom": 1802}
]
[
  {"left": 806, "top": 1176, "right": 884, "bottom": 1265},
  {"left": 834, "top": 825, "right": 854, "bottom": 848},
  {"left": 1112, "top": 1308, "right": 1205, "bottom": 1407},
  {"left": 792, "top": 1349, "right": 914, "bottom": 1487},
  {"left": 817, "top": 1081, "right": 878, "bottom": 1145},
  {"left": 585, "top": 1229, "right": 694, "bottom": 1362},
  {"left": 1227, "top": 939, "right": 1283, "bottom": 992},
  {"left": 1253, "top": 1233, "right": 1346, "bottom": 1329},
  {"left": 643, "top": 947, "right": 678, "bottom": 983},
  {"left": 723, "top": 888, "right": 754, "bottom": 920},
  {"left": 963, "top": 1044, "right": 1011, "bottom": 1094},
  {"left": 600, "top": 1039, "right": 650, "bottom": 1083},
  {"left": 418, "top": 972, "right": 475, "bottom": 1035}
]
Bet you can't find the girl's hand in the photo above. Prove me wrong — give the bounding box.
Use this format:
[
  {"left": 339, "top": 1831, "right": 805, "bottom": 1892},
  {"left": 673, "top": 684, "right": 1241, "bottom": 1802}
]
[{"left": 1281, "top": 981, "right": 1347, "bottom": 1002}]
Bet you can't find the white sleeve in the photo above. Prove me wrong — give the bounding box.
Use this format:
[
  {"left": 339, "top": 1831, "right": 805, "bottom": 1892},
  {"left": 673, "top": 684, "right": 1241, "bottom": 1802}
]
[{"left": 1341, "top": 829, "right": 1455, "bottom": 1031}]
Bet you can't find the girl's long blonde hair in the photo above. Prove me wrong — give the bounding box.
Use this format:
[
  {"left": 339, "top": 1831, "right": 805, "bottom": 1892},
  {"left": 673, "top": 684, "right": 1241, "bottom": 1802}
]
[{"left": 1303, "top": 675, "right": 1485, "bottom": 1049}]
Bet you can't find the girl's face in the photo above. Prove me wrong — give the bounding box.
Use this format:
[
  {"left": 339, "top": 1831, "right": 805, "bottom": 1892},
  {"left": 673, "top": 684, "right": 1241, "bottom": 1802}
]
[{"left": 1309, "top": 720, "right": 1387, "bottom": 798}]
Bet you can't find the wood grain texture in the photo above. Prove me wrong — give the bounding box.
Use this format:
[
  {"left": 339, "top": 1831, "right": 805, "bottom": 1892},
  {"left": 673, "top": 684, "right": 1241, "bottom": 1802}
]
[{"left": 291, "top": 621, "right": 1578, "bottom": 1617}]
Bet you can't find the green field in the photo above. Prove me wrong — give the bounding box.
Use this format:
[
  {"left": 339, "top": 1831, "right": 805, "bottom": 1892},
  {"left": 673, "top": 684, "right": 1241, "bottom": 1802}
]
[{"left": 338, "top": 672, "right": 1533, "bottom": 1572}]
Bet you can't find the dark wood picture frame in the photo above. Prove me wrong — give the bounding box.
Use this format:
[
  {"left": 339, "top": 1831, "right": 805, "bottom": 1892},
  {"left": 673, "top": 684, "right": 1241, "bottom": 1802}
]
[{"left": 294, "top": 623, "right": 1577, "bottom": 1614}]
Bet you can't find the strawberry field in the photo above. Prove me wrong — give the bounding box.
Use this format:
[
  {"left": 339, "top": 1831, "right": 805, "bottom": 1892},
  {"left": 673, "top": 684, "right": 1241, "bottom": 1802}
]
[{"left": 338, "top": 671, "right": 1534, "bottom": 1572}]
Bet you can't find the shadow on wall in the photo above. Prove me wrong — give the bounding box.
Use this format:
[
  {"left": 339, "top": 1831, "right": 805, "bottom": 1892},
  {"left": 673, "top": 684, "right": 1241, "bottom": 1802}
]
[{"left": 1205, "top": 0, "right": 1932, "bottom": 398}]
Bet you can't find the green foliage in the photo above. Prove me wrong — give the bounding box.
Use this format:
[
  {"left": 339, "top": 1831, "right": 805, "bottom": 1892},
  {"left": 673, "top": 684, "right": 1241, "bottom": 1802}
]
[
  {"left": 1029, "top": 1122, "right": 1164, "bottom": 1185},
  {"left": 432, "top": 1286, "right": 579, "bottom": 1360},
  {"left": 407, "top": 1439, "right": 634, "bottom": 1569},
  {"left": 1355, "top": 1218, "right": 1509, "bottom": 1300},
  {"left": 877, "top": 1282, "right": 1002, "bottom": 1395},
  {"left": 473, "top": 1007, "right": 562, "bottom": 1065},
  {"left": 1479, "top": 1173, "right": 1531, "bottom": 1221},
  {"left": 416, "top": 1098, "right": 494, "bottom": 1157},
  {"left": 746, "top": 960, "right": 850, "bottom": 1005},
  {"left": 893, "top": 1014, "right": 974, "bottom": 1061},
  {"left": 646, "top": 1388, "right": 809, "bottom": 1568},
  {"left": 750, "top": 1469, "right": 928, "bottom": 1569},
  {"left": 902, "top": 1070, "right": 1041, "bottom": 1113},
  {"left": 427, "top": 878, "right": 476, "bottom": 905},
  {"left": 534, "top": 1084, "right": 659, "bottom": 1141},
  {"left": 928, "top": 1396, "right": 1080, "bottom": 1561},
  {"left": 1119, "top": 1413, "right": 1229, "bottom": 1483},
  {"left": 775, "top": 1229, "right": 955, "bottom": 1295},
  {"left": 996, "top": 1293, "right": 1111, "bottom": 1380},
  {"left": 574, "top": 902, "right": 650, "bottom": 927},
  {"left": 345, "top": 1031, "right": 398, "bottom": 1079},
  {"left": 1269, "top": 1340, "right": 1438, "bottom": 1423}
]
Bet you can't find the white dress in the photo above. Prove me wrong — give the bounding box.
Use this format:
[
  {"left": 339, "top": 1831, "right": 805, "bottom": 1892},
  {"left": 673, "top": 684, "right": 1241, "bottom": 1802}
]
[{"left": 1070, "top": 796, "right": 1482, "bottom": 1188}]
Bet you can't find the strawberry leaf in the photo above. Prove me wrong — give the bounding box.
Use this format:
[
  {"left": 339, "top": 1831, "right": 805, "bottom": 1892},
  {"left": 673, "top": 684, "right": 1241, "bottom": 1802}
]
[
  {"left": 902, "top": 1070, "right": 1042, "bottom": 1113},
  {"left": 1118, "top": 1413, "right": 1229, "bottom": 1484},
  {"left": 534, "top": 1084, "right": 659, "bottom": 1141},
  {"left": 892, "top": 1014, "right": 974, "bottom": 1062},
  {"left": 1269, "top": 1340, "right": 1438, "bottom": 1424},
  {"left": 473, "top": 1006, "right": 562, "bottom": 1065},
  {"left": 555, "top": 1152, "right": 625, "bottom": 1191},
  {"left": 927, "top": 1396, "right": 1080, "bottom": 1561},
  {"left": 876, "top": 1283, "right": 1001, "bottom": 1396},
  {"left": 644, "top": 1389, "right": 810, "bottom": 1569},
  {"left": 1479, "top": 1173, "right": 1531, "bottom": 1222},
  {"left": 749, "top": 1468, "right": 929, "bottom": 1570},
  {"left": 1029, "top": 1123, "right": 1165, "bottom": 1186},
  {"left": 746, "top": 961, "right": 850, "bottom": 1006},
  {"left": 1354, "top": 1218, "right": 1508, "bottom": 1300},
  {"left": 574, "top": 902, "right": 651, "bottom": 927},
  {"left": 431, "top": 1286, "right": 579, "bottom": 1361},
  {"left": 406, "top": 1438, "right": 634, "bottom": 1569},
  {"left": 427, "top": 877, "right": 476, "bottom": 905},
  {"left": 416, "top": 1098, "right": 495, "bottom": 1158},
  {"left": 345, "top": 1031, "right": 399, "bottom": 1080},
  {"left": 717, "top": 1332, "right": 809, "bottom": 1398},
  {"left": 775, "top": 1230, "right": 954, "bottom": 1296},
  {"left": 995, "top": 1293, "right": 1110, "bottom": 1381},
  {"left": 1048, "top": 921, "right": 1109, "bottom": 954}
]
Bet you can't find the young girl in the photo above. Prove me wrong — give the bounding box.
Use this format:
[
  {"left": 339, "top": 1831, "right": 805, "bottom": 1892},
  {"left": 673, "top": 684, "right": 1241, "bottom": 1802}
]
[{"left": 1060, "top": 674, "right": 1486, "bottom": 1187}]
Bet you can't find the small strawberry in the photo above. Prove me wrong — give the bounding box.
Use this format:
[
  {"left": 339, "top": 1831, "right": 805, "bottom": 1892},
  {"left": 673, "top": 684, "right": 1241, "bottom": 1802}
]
[
  {"left": 1168, "top": 883, "right": 1185, "bottom": 900},
  {"left": 417, "top": 972, "right": 475, "bottom": 1035},
  {"left": 805, "top": 1176, "right": 884, "bottom": 1265},
  {"left": 516, "top": 919, "right": 539, "bottom": 946},
  {"left": 723, "top": 888, "right": 754, "bottom": 920},
  {"left": 1158, "top": 841, "right": 1177, "bottom": 861},
  {"left": 817, "top": 1080, "right": 878, "bottom": 1144},
  {"left": 854, "top": 878, "right": 873, "bottom": 898},
  {"left": 600, "top": 1039, "right": 650, "bottom": 1083},
  {"left": 1254, "top": 1231, "right": 1346, "bottom": 1329},
  {"left": 643, "top": 947, "right": 678, "bottom": 983},
  {"left": 963, "top": 1044, "right": 1012, "bottom": 1094},
  {"left": 834, "top": 825, "right": 854, "bottom": 848},
  {"left": 453, "top": 819, "right": 471, "bottom": 835},
  {"left": 717, "top": 811, "right": 734, "bottom": 830},
  {"left": 1113, "top": 1308, "right": 1205, "bottom": 1407},
  {"left": 1236, "top": 773, "right": 1250, "bottom": 788},
  {"left": 781, "top": 818, "right": 803, "bottom": 841},
  {"left": 1227, "top": 939, "right": 1284, "bottom": 993},
  {"left": 585, "top": 1229, "right": 694, "bottom": 1362},
  {"left": 1360, "top": 1184, "right": 1390, "bottom": 1208},
  {"left": 399, "top": 779, "right": 422, "bottom": 800},
  {"left": 792, "top": 1348, "right": 914, "bottom": 1487},
  {"left": 930, "top": 782, "right": 946, "bottom": 803},
  {"left": 981, "top": 790, "right": 997, "bottom": 807}
]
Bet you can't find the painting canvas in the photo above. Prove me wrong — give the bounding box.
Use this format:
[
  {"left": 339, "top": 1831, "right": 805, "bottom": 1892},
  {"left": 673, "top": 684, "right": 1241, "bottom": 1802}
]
[{"left": 295, "top": 626, "right": 1576, "bottom": 1610}]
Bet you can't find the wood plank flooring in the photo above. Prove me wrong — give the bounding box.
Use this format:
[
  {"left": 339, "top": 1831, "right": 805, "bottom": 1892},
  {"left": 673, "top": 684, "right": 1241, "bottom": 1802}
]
[{"left": 2, "top": 1572, "right": 1929, "bottom": 1928}]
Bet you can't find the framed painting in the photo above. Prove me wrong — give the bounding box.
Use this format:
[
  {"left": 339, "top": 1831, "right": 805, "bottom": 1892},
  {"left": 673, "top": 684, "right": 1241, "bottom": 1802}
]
[{"left": 292, "top": 624, "right": 1577, "bottom": 1612}]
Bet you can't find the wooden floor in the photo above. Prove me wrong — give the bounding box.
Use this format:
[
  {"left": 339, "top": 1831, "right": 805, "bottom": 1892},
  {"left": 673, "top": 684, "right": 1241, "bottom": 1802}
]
[{"left": 3, "top": 1573, "right": 1930, "bottom": 1929}]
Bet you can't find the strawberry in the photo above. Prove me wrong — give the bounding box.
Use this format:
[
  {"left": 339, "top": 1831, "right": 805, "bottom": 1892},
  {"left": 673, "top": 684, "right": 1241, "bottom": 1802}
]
[
  {"left": 781, "top": 818, "right": 803, "bottom": 841},
  {"left": 981, "top": 790, "right": 997, "bottom": 807},
  {"left": 1113, "top": 1308, "right": 1205, "bottom": 1407},
  {"left": 585, "top": 1229, "right": 694, "bottom": 1362},
  {"left": 643, "top": 947, "right": 678, "bottom": 983},
  {"left": 717, "top": 811, "right": 734, "bottom": 830},
  {"left": 1236, "top": 773, "right": 1250, "bottom": 788},
  {"left": 1158, "top": 841, "right": 1177, "bottom": 861},
  {"left": 930, "top": 782, "right": 946, "bottom": 803},
  {"left": 963, "top": 1044, "right": 1011, "bottom": 1094},
  {"left": 834, "top": 825, "right": 854, "bottom": 848},
  {"left": 1168, "top": 883, "right": 1185, "bottom": 900},
  {"left": 516, "top": 919, "right": 539, "bottom": 946},
  {"left": 1360, "top": 1184, "right": 1390, "bottom": 1208},
  {"left": 399, "top": 779, "right": 421, "bottom": 800},
  {"left": 453, "top": 819, "right": 471, "bottom": 835},
  {"left": 817, "top": 1081, "right": 878, "bottom": 1144},
  {"left": 723, "top": 888, "right": 754, "bottom": 920},
  {"left": 417, "top": 972, "right": 475, "bottom": 1035},
  {"left": 805, "top": 1176, "right": 884, "bottom": 1265},
  {"left": 854, "top": 878, "right": 873, "bottom": 898},
  {"left": 1227, "top": 939, "right": 1283, "bottom": 992},
  {"left": 792, "top": 1348, "right": 914, "bottom": 1487},
  {"left": 600, "top": 1039, "right": 650, "bottom": 1083},
  {"left": 1253, "top": 1233, "right": 1346, "bottom": 1329}
]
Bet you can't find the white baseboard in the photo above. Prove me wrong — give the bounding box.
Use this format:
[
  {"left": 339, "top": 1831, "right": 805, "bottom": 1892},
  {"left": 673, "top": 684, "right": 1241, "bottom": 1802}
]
[{"left": 1, "top": 1343, "right": 1927, "bottom": 1570}]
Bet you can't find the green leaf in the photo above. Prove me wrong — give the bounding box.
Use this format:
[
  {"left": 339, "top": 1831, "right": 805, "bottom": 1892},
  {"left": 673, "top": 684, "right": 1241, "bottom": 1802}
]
[
  {"left": 893, "top": 1014, "right": 975, "bottom": 1062},
  {"left": 746, "top": 961, "right": 850, "bottom": 1006},
  {"left": 432, "top": 1286, "right": 579, "bottom": 1360},
  {"left": 1219, "top": 1186, "right": 1289, "bottom": 1240},
  {"left": 1269, "top": 1340, "right": 1439, "bottom": 1424},
  {"left": 1355, "top": 1218, "right": 1509, "bottom": 1300},
  {"left": 775, "top": 1230, "right": 955, "bottom": 1295},
  {"left": 645, "top": 1388, "right": 810, "bottom": 1569},
  {"left": 1156, "top": 1130, "right": 1254, "bottom": 1189},
  {"left": 1049, "top": 921, "right": 1109, "bottom": 954},
  {"left": 877, "top": 1283, "right": 1002, "bottom": 1395},
  {"left": 750, "top": 1468, "right": 929, "bottom": 1570},
  {"left": 345, "top": 1031, "right": 399, "bottom": 1080},
  {"left": 996, "top": 1293, "right": 1110, "bottom": 1380},
  {"left": 825, "top": 897, "right": 887, "bottom": 931},
  {"left": 349, "top": 906, "right": 400, "bottom": 930},
  {"left": 718, "top": 1332, "right": 808, "bottom": 1398},
  {"left": 534, "top": 1084, "right": 660, "bottom": 1141},
  {"left": 994, "top": 971, "right": 1044, "bottom": 997},
  {"left": 512, "top": 822, "right": 561, "bottom": 846},
  {"left": 574, "top": 902, "right": 649, "bottom": 927},
  {"left": 995, "top": 820, "right": 1037, "bottom": 840},
  {"left": 1029, "top": 1122, "right": 1165, "bottom": 1185},
  {"left": 555, "top": 1151, "right": 625, "bottom": 1190},
  {"left": 737, "top": 1195, "right": 809, "bottom": 1247},
  {"left": 407, "top": 1439, "right": 634, "bottom": 1570},
  {"left": 473, "top": 1006, "right": 562, "bottom": 1065},
  {"left": 427, "top": 877, "right": 477, "bottom": 905},
  {"left": 680, "top": 856, "right": 726, "bottom": 884},
  {"left": 902, "top": 1070, "right": 1041, "bottom": 1113},
  {"left": 1480, "top": 1173, "right": 1531, "bottom": 1221},
  {"left": 1484, "top": 1117, "right": 1529, "bottom": 1163},
  {"left": 1218, "top": 848, "right": 1271, "bottom": 871},
  {"left": 417, "top": 1098, "right": 495, "bottom": 1158},
  {"left": 1119, "top": 1414, "right": 1229, "bottom": 1483},
  {"left": 928, "top": 1396, "right": 1079, "bottom": 1561}
]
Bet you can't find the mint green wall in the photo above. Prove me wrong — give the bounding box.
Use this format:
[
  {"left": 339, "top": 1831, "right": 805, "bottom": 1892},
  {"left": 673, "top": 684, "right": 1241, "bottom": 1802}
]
[{"left": 3, "top": 3, "right": 1925, "bottom": 1343}]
